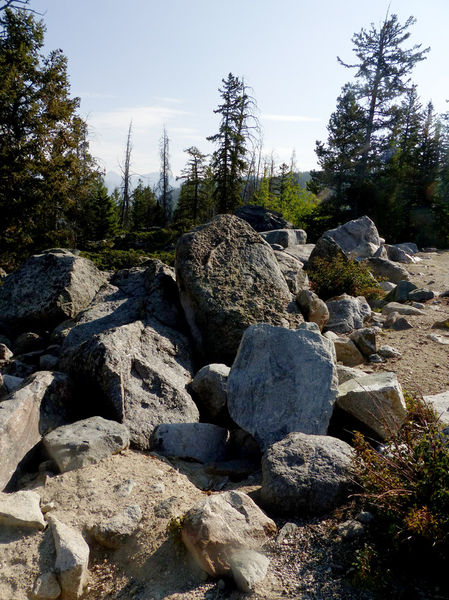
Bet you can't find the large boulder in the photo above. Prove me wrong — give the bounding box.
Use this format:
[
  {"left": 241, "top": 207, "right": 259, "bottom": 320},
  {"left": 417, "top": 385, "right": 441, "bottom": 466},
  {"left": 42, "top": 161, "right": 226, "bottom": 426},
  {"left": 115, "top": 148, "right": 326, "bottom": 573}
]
[
  {"left": 0, "top": 371, "right": 72, "bottom": 491},
  {"left": 181, "top": 490, "right": 276, "bottom": 576},
  {"left": 365, "top": 257, "right": 410, "bottom": 283},
  {"left": 260, "top": 432, "right": 354, "bottom": 516},
  {"left": 60, "top": 261, "right": 199, "bottom": 450},
  {"left": 309, "top": 216, "right": 380, "bottom": 267},
  {"left": 0, "top": 249, "right": 105, "bottom": 335},
  {"left": 150, "top": 422, "right": 228, "bottom": 463},
  {"left": 227, "top": 323, "right": 338, "bottom": 450},
  {"left": 234, "top": 204, "right": 294, "bottom": 232},
  {"left": 43, "top": 417, "right": 130, "bottom": 473},
  {"left": 260, "top": 228, "right": 307, "bottom": 248},
  {"left": 175, "top": 215, "right": 300, "bottom": 365},
  {"left": 325, "top": 294, "right": 371, "bottom": 334},
  {"left": 337, "top": 372, "right": 407, "bottom": 440}
]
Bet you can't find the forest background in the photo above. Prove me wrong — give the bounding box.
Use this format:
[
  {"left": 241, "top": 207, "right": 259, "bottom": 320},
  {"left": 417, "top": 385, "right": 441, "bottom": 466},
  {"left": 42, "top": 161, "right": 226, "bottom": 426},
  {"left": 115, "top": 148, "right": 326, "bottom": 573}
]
[{"left": 1, "top": 0, "right": 448, "bottom": 271}]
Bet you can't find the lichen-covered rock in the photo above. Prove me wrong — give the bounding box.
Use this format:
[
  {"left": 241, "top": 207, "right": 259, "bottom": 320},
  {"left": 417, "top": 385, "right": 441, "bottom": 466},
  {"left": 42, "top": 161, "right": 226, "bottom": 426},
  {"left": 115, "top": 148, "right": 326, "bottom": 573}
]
[
  {"left": 260, "top": 432, "right": 354, "bottom": 516},
  {"left": 60, "top": 262, "right": 199, "bottom": 449},
  {"left": 190, "top": 363, "right": 230, "bottom": 420},
  {"left": 227, "top": 323, "right": 338, "bottom": 450},
  {"left": 260, "top": 228, "right": 307, "bottom": 248},
  {"left": 0, "top": 249, "right": 105, "bottom": 335},
  {"left": 325, "top": 294, "right": 371, "bottom": 334},
  {"left": 175, "top": 215, "right": 301, "bottom": 364}
]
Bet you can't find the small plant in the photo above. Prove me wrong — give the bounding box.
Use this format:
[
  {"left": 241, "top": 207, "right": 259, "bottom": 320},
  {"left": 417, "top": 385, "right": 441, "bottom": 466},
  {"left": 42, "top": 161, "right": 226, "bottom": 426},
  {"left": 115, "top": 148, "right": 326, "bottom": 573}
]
[
  {"left": 353, "top": 394, "right": 449, "bottom": 554},
  {"left": 166, "top": 515, "right": 185, "bottom": 541},
  {"left": 307, "top": 255, "right": 382, "bottom": 301}
]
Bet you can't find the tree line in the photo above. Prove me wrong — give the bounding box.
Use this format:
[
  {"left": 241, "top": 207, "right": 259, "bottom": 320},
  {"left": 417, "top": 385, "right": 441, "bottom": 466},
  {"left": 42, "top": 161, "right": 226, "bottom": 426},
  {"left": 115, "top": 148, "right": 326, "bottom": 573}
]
[{"left": 1, "top": 4, "right": 448, "bottom": 270}]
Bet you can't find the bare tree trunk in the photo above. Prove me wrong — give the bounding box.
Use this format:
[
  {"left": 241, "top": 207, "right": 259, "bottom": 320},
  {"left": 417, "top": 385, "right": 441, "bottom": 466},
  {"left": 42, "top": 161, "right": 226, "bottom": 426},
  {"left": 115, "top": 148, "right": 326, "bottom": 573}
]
[{"left": 120, "top": 121, "right": 132, "bottom": 229}]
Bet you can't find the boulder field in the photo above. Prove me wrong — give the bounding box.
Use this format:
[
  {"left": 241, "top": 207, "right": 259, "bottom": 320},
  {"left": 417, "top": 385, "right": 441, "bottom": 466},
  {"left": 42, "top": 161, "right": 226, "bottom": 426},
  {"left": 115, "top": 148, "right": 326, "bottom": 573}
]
[{"left": 0, "top": 212, "right": 446, "bottom": 598}]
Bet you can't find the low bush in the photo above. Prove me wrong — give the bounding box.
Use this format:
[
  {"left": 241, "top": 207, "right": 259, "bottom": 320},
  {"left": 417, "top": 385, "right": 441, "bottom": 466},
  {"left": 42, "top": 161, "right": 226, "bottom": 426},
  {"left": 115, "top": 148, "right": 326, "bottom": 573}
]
[
  {"left": 81, "top": 248, "right": 175, "bottom": 271},
  {"left": 353, "top": 394, "right": 449, "bottom": 555},
  {"left": 307, "top": 255, "right": 382, "bottom": 301}
]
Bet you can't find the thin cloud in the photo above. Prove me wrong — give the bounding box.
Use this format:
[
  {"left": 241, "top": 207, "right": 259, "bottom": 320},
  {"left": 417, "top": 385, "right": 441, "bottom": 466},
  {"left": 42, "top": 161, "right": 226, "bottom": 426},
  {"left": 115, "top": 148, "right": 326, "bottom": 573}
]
[
  {"left": 79, "top": 91, "right": 118, "bottom": 99},
  {"left": 262, "top": 113, "right": 321, "bottom": 123},
  {"left": 90, "top": 105, "right": 188, "bottom": 130},
  {"left": 153, "top": 96, "right": 183, "bottom": 104}
]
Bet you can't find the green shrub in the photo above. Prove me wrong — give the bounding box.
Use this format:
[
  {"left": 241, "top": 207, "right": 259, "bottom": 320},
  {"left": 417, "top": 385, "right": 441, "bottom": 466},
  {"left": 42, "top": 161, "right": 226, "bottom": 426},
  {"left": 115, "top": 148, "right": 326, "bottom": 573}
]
[
  {"left": 307, "top": 255, "right": 382, "bottom": 301},
  {"left": 353, "top": 394, "right": 449, "bottom": 554}
]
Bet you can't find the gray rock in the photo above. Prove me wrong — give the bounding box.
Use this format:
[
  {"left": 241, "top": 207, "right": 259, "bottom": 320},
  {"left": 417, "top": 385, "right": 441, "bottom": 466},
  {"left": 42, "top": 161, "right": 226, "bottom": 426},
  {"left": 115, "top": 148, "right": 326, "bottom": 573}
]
[
  {"left": 150, "top": 423, "right": 228, "bottom": 463},
  {"left": 0, "top": 250, "right": 105, "bottom": 334},
  {"left": 39, "top": 354, "right": 59, "bottom": 370},
  {"left": 408, "top": 288, "right": 435, "bottom": 303},
  {"left": 230, "top": 549, "right": 270, "bottom": 592},
  {"left": 14, "top": 331, "right": 45, "bottom": 354},
  {"left": 337, "top": 519, "right": 365, "bottom": 539},
  {"left": 423, "top": 391, "right": 449, "bottom": 426},
  {"left": 274, "top": 250, "right": 308, "bottom": 294},
  {"left": 0, "top": 490, "right": 45, "bottom": 529},
  {"left": 365, "top": 257, "right": 410, "bottom": 283},
  {"left": 296, "top": 289, "right": 329, "bottom": 331},
  {"left": 337, "top": 372, "right": 407, "bottom": 440},
  {"left": 0, "top": 374, "right": 24, "bottom": 395},
  {"left": 31, "top": 571, "right": 61, "bottom": 600},
  {"left": 378, "top": 345, "right": 401, "bottom": 359},
  {"left": 260, "top": 228, "right": 307, "bottom": 248},
  {"left": 49, "top": 515, "right": 89, "bottom": 600},
  {"left": 333, "top": 337, "right": 365, "bottom": 367},
  {"left": 91, "top": 504, "right": 142, "bottom": 549},
  {"left": 314, "top": 216, "right": 380, "bottom": 261},
  {"left": 0, "top": 371, "right": 72, "bottom": 491},
  {"left": 43, "top": 416, "right": 130, "bottom": 473},
  {"left": 260, "top": 432, "right": 354, "bottom": 516},
  {"left": 384, "top": 280, "right": 418, "bottom": 303},
  {"left": 384, "top": 244, "right": 415, "bottom": 263},
  {"left": 181, "top": 490, "right": 276, "bottom": 576},
  {"left": 325, "top": 294, "right": 371, "bottom": 334},
  {"left": 190, "top": 363, "right": 230, "bottom": 420},
  {"left": 284, "top": 243, "right": 315, "bottom": 265},
  {"left": 336, "top": 365, "right": 369, "bottom": 384},
  {"left": 175, "top": 215, "right": 300, "bottom": 365},
  {"left": 234, "top": 204, "right": 294, "bottom": 232},
  {"left": 393, "top": 242, "right": 419, "bottom": 255},
  {"left": 60, "top": 262, "right": 199, "bottom": 449},
  {"left": 349, "top": 327, "right": 377, "bottom": 357},
  {"left": 308, "top": 236, "right": 347, "bottom": 269},
  {"left": 228, "top": 323, "right": 338, "bottom": 451},
  {"left": 382, "top": 302, "right": 425, "bottom": 316},
  {"left": 379, "top": 280, "right": 396, "bottom": 292},
  {"left": 427, "top": 333, "right": 449, "bottom": 345},
  {"left": 384, "top": 311, "right": 413, "bottom": 330},
  {"left": 368, "top": 353, "right": 385, "bottom": 363}
]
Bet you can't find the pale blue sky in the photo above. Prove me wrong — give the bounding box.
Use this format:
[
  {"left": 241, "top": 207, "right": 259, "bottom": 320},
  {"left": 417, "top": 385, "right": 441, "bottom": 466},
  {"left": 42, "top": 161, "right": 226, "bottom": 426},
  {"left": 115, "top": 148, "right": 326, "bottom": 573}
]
[{"left": 31, "top": 0, "right": 449, "bottom": 177}]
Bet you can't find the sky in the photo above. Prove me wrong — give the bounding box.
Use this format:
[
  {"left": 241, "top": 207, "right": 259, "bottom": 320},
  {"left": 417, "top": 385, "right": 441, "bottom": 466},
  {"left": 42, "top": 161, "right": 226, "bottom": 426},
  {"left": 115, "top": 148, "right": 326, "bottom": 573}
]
[{"left": 28, "top": 0, "right": 449, "bottom": 180}]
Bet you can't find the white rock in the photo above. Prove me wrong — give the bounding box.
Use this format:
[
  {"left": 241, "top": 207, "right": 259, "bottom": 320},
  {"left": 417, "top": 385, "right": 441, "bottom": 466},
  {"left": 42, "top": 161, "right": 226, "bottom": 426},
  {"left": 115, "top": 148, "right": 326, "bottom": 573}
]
[
  {"left": 0, "top": 490, "right": 45, "bottom": 529},
  {"left": 230, "top": 549, "right": 270, "bottom": 592}
]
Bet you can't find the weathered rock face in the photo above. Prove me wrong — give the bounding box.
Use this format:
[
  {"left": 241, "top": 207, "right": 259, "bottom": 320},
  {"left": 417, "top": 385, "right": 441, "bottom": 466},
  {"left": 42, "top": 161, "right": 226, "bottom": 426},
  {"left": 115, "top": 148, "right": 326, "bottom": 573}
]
[
  {"left": 60, "top": 262, "right": 199, "bottom": 450},
  {"left": 384, "top": 280, "right": 418, "bottom": 303},
  {"left": 309, "top": 216, "right": 380, "bottom": 268},
  {"left": 181, "top": 490, "right": 276, "bottom": 576},
  {"left": 274, "top": 251, "right": 308, "bottom": 295},
  {"left": 365, "top": 257, "right": 410, "bottom": 283},
  {"left": 423, "top": 391, "right": 449, "bottom": 426},
  {"left": 260, "top": 432, "right": 354, "bottom": 516},
  {"left": 325, "top": 294, "right": 371, "bottom": 334},
  {"left": 234, "top": 204, "right": 294, "bottom": 232},
  {"left": 333, "top": 337, "right": 365, "bottom": 367},
  {"left": 0, "top": 371, "right": 72, "bottom": 491},
  {"left": 43, "top": 417, "right": 130, "bottom": 473},
  {"left": 260, "top": 228, "right": 307, "bottom": 248},
  {"left": 227, "top": 323, "right": 338, "bottom": 450},
  {"left": 190, "top": 363, "right": 230, "bottom": 420},
  {"left": 337, "top": 372, "right": 407, "bottom": 440},
  {"left": 175, "top": 215, "right": 300, "bottom": 365},
  {"left": 0, "top": 249, "right": 105, "bottom": 335}
]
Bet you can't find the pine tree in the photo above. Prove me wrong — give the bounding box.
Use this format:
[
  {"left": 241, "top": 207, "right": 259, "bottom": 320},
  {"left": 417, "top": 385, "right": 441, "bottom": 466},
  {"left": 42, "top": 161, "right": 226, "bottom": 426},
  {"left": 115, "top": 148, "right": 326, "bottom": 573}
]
[
  {"left": 0, "top": 8, "right": 99, "bottom": 267},
  {"left": 130, "top": 180, "right": 159, "bottom": 230},
  {"left": 207, "top": 73, "right": 258, "bottom": 213},
  {"left": 175, "top": 146, "right": 212, "bottom": 224},
  {"left": 156, "top": 126, "right": 173, "bottom": 225}
]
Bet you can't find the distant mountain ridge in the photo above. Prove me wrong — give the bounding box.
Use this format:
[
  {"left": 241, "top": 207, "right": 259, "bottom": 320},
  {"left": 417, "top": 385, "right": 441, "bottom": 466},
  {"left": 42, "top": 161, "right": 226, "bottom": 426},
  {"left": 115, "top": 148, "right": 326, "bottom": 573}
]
[{"left": 104, "top": 171, "right": 178, "bottom": 194}]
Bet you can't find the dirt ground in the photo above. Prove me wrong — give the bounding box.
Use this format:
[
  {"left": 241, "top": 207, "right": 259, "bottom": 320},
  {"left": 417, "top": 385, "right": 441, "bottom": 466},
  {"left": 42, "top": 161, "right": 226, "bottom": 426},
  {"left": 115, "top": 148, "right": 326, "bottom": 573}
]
[{"left": 373, "top": 250, "right": 449, "bottom": 397}]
